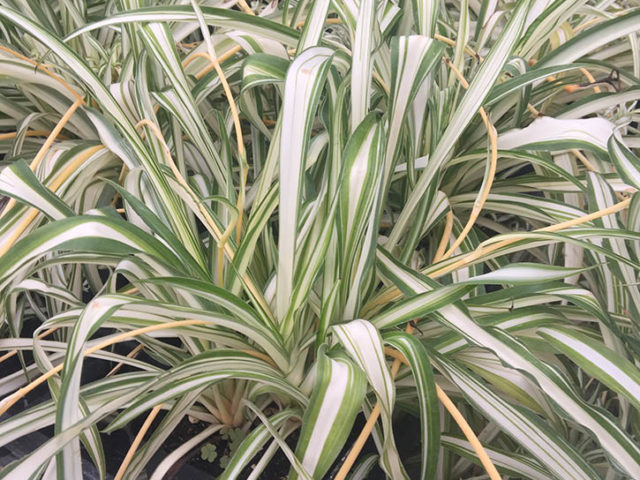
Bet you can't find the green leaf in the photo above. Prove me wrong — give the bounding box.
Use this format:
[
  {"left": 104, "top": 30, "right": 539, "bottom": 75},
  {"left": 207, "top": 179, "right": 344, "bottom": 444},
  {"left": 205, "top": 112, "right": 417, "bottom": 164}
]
[
  {"left": 537, "top": 9, "right": 640, "bottom": 68},
  {"left": 432, "top": 352, "right": 599, "bottom": 480},
  {"left": 388, "top": 0, "right": 532, "bottom": 248},
  {"left": 539, "top": 327, "right": 640, "bottom": 411},
  {"left": 608, "top": 134, "right": 640, "bottom": 190},
  {"left": 200, "top": 443, "right": 218, "bottom": 463},
  {"left": 384, "top": 332, "right": 440, "bottom": 480},
  {"left": 499, "top": 117, "right": 615, "bottom": 155},
  {"left": 333, "top": 319, "right": 408, "bottom": 479},
  {"left": 292, "top": 350, "right": 366, "bottom": 480},
  {"left": 276, "top": 47, "right": 333, "bottom": 329}
]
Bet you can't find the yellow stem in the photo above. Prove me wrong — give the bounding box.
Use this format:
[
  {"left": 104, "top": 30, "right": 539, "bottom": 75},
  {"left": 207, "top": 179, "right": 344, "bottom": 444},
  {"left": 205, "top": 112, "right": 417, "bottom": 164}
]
[
  {"left": 235, "top": 167, "right": 248, "bottom": 243},
  {"left": 363, "top": 197, "right": 633, "bottom": 315},
  {"left": 136, "top": 120, "right": 270, "bottom": 316},
  {"left": 434, "top": 33, "right": 479, "bottom": 59},
  {"left": 31, "top": 98, "right": 84, "bottom": 173},
  {"left": 137, "top": 121, "right": 224, "bottom": 275},
  {"left": 0, "top": 45, "right": 83, "bottom": 101},
  {"left": 178, "top": 41, "right": 200, "bottom": 49},
  {"left": 106, "top": 344, "right": 144, "bottom": 377},
  {"left": 384, "top": 346, "right": 407, "bottom": 364},
  {"left": 110, "top": 164, "right": 129, "bottom": 207},
  {"left": 527, "top": 103, "right": 540, "bottom": 116},
  {"left": 579, "top": 67, "right": 601, "bottom": 94},
  {"left": 335, "top": 341, "right": 501, "bottom": 480},
  {"left": 295, "top": 17, "right": 343, "bottom": 29},
  {"left": 1, "top": 98, "right": 84, "bottom": 220},
  {"left": 50, "top": 145, "right": 105, "bottom": 192},
  {"left": 0, "top": 145, "right": 105, "bottom": 258},
  {"left": 573, "top": 17, "right": 602, "bottom": 33},
  {"left": 0, "top": 366, "right": 64, "bottom": 414},
  {"left": 0, "top": 208, "right": 39, "bottom": 258},
  {"left": 333, "top": 404, "right": 381, "bottom": 480},
  {"left": 0, "top": 326, "right": 59, "bottom": 364},
  {"left": 434, "top": 197, "right": 632, "bottom": 279},
  {"left": 572, "top": 12, "right": 630, "bottom": 35},
  {"left": 441, "top": 58, "right": 498, "bottom": 260},
  {"left": 186, "top": 51, "right": 247, "bottom": 243},
  {"left": 217, "top": 246, "right": 225, "bottom": 286},
  {"left": 433, "top": 210, "right": 454, "bottom": 263},
  {"left": 542, "top": 198, "right": 631, "bottom": 232},
  {"left": 0, "top": 130, "right": 69, "bottom": 141},
  {"left": 571, "top": 149, "right": 596, "bottom": 172},
  {"left": 184, "top": 45, "right": 244, "bottom": 80},
  {"left": 114, "top": 403, "right": 164, "bottom": 480},
  {"left": 372, "top": 70, "right": 391, "bottom": 96},
  {"left": 436, "top": 383, "right": 501, "bottom": 480},
  {"left": 239, "top": 348, "right": 278, "bottom": 368},
  {"left": 0, "top": 320, "right": 208, "bottom": 417},
  {"left": 236, "top": 0, "right": 254, "bottom": 15}
]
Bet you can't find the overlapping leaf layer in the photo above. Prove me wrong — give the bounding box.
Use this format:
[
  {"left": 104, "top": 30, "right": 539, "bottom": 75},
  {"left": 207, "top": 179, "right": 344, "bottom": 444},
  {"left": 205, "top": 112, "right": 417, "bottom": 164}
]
[{"left": 1, "top": 1, "right": 640, "bottom": 478}]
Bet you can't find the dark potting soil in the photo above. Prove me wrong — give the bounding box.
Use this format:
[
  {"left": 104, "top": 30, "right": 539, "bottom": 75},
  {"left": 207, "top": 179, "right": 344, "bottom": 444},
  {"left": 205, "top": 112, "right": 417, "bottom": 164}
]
[
  {"left": 1, "top": 374, "right": 423, "bottom": 479},
  {"left": 148, "top": 410, "right": 391, "bottom": 479},
  {"left": 147, "top": 408, "right": 424, "bottom": 479}
]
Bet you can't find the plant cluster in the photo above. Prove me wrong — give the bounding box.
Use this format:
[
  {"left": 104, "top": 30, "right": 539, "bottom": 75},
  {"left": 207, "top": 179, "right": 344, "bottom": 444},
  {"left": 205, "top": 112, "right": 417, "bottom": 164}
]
[{"left": 1, "top": 0, "right": 640, "bottom": 479}]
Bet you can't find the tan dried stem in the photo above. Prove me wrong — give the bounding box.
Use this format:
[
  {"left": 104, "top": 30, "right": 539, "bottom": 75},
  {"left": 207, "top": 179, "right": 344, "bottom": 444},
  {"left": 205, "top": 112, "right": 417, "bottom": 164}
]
[
  {"left": 0, "top": 320, "right": 208, "bottom": 417},
  {"left": 333, "top": 339, "right": 501, "bottom": 480},
  {"left": 1, "top": 97, "right": 84, "bottom": 219},
  {"left": 364, "top": 197, "right": 632, "bottom": 315},
  {"left": 433, "top": 210, "right": 454, "bottom": 263},
  {"left": 0, "top": 130, "right": 69, "bottom": 141},
  {"left": 0, "top": 327, "right": 59, "bottom": 364},
  {"left": 440, "top": 58, "right": 498, "bottom": 260},
  {"left": 114, "top": 403, "right": 164, "bottom": 480},
  {"left": 0, "top": 145, "right": 105, "bottom": 257}
]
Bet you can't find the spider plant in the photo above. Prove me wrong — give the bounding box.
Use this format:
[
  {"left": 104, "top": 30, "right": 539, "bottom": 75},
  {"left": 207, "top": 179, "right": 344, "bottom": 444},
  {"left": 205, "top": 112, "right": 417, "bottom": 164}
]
[{"left": 1, "top": 0, "right": 640, "bottom": 479}]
